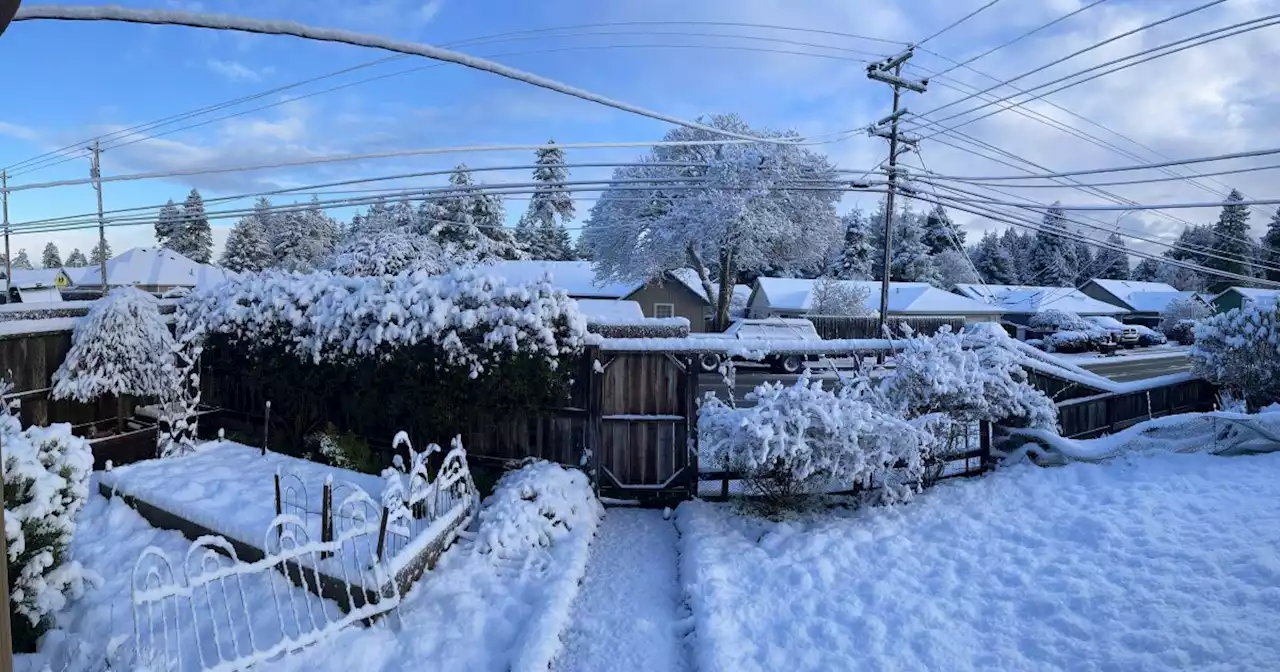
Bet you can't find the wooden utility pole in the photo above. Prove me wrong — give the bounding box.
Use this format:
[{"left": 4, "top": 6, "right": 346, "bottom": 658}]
[
  {"left": 2, "top": 170, "right": 10, "bottom": 303},
  {"left": 89, "top": 140, "right": 107, "bottom": 294},
  {"left": 866, "top": 50, "right": 927, "bottom": 331}
]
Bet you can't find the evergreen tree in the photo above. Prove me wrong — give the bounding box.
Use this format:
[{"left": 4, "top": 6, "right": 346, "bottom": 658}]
[
  {"left": 888, "top": 204, "right": 939, "bottom": 285},
  {"left": 835, "top": 209, "right": 874, "bottom": 280},
  {"left": 221, "top": 200, "right": 275, "bottom": 273},
  {"left": 1132, "top": 258, "right": 1161, "bottom": 282},
  {"left": 177, "top": 188, "right": 213, "bottom": 263},
  {"left": 1001, "top": 227, "right": 1034, "bottom": 284},
  {"left": 271, "top": 211, "right": 312, "bottom": 272},
  {"left": 304, "top": 195, "right": 341, "bottom": 261},
  {"left": 1028, "top": 204, "right": 1074, "bottom": 286},
  {"left": 1072, "top": 238, "right": 1094, "bottom": 285},
  {"left": 154, "top": 199, "right": 182, "bottom": 249},
  {"left": 921, "top": 204, "right": 963, "bottom": 255},
  {"left": 89, "top": 238, "right": 112, "bottom": 266},
  {"left": 972, "top": 230, "right": 1017, "bottom": 284},
  {"left": 1204, "top": 190, "right": 1252, "bottom": 289},
  {"left": 515, "top": 142, "right": 577, "bottom": 261},
  {"left": 433, "top": 165, "right": 522, "bottom": 260},
  {"left": 11, "top": 249, "right": 32, "bottom": 270},
  {"left": 41, "top": 242, "right": 61, "bottom": 268},
  {"left": 1093, "top": 233, "right": 1130, "bottom": 280},
  {"left": 64, "top": 249, "right": 88, "bottom": 267},
  {"left": 1263, "top": 207, "right": 1280, "bottom": 282}
]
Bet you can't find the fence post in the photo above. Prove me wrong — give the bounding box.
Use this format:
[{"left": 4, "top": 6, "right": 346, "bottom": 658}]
[
  {"left": 320, "top": 479, "right": 333, "bottom": 560},
  {"left": 274, "top": 473, "right": 282, "bottom": 519},
  {"left": 684, "top": 354, "right": 700, "bottom": 501},
  {"left": 583, "top": 346, "right": 602, "bottom": 498},
  {"left": 376, "top": 506, "right": 389, "bottom": 562},
  {"left": 979, "top": 421, "right": 992, "bottom": 471},
  {"left": 262, "top": 400, "right": 271, "bottom": 456}
]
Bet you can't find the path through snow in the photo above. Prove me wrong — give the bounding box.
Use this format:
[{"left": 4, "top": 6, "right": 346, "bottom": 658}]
[{"left": 554, "top": 509, "right": 690, "bottom": 672}]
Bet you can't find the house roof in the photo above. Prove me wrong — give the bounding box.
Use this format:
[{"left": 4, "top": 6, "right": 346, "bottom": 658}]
[
  {"left": 76, "top": 247, "right": 235, "bottom": 289},
  {"left": 481, "top": 260, "right": 642, "bottom": 299},
  {"left": 2, "top": 268, "right": 69, "bottom": 289},
  {"left": 1216, "top": 286, "right": 1280, "bottom": 305},
  {"left": 1086, "top": 279, "right": 1200, "bottom": 313},
  {"left": 572, "top": 299, "right": 646, "bottom": 325},
  {"left": 755, "top": 277, "right": 1003, "bottom": 315},
  {"left": 666, "top": 268, "right": 749, "bottom": 306},
  {"left": 954, "top": 283, "right": 1129, "bottom": 315}
]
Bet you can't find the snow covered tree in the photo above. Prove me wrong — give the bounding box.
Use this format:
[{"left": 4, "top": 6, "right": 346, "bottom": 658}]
[
  {"left": 921, "top": 204, "right": 963, "bottom": 255},
  {"left": 932, "top": 248, "right": 979, "bottom": 288},
  {"left": 1191, "top": 302, "right": 1280, "bottom": 409},
  {"left": 221, "top": 199, "right": 275, "bottom": 273},
  {"left": 351, "top": 199, "right": 396, "bottom": 235},
  {"left": 972, "top": 230, "right": 1017, "bottom": 284},
  {"left": 11, "top": 249, "right": 32, "bottom": 270},
  {"left": 835, "top": 209, "right": 874, "bottom": 280},
  {"left": 1, "top": 387, "right": 95, "bottom": 651},
  {"left": 50, "top": 287, "right": 177, "bottom": 403},
  {"left": 1093, "top": 232, "right": 1130, "bottom": 280},
  {"left": 1132, "top": 258, "right": 1161, "bottom": 281},
  {"left": 809, "top": 276, "right": 870, "bottom": 315},
  {"left": 1001, "top": 228, "right": 1035, "bottom": 284},
  {"left": 581, "top": 114, "right": 841, "bottom": 331},
  {"left": 431, "top": 165, "right": 523, "bottom": 261},
  {"left": 40, "top": 242, "right": 60, "bottom": 268},
  {"left": 89, "top": 239, "right": 111, "bottom": 266},
  {"left": 1071, "top": 238, "right": 1093, "bottom": 285},
  {"left": 64, "top": 248, "right": 87, "bottom": 267},
  {"left": 176, "top": 188, "right": 213, "bottom": 263},
  {"left": 1159, "top": 296, "right": 1211, "bottom": 341},
  {"left": 888, "top": 205, "right": 940, "bottom": 285},
  {"left": 271, "top": 211, "right": 313, "bottom": 272},
  {"left": 1263, "top": 208, "right": 1280, "bottom": 282},
  {"left": 1029, "top": 205, "right": 1074, "bottom": 286},
  {"left": 327, "top": 228, "right": 450, "bottom": 277},
  {"left": 515, "top": 142, "right": 577, "bottom": 261},
  {"left": 1204, "top": 190, "right": 1252, "bottom": 289},
  {"left": 154, "top": 199, "right": 182, "bottom": 249}
]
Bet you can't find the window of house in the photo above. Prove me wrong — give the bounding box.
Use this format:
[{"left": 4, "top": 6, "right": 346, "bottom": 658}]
[{"left": 653, "top": 303, "right": 676, "bottom": 319}]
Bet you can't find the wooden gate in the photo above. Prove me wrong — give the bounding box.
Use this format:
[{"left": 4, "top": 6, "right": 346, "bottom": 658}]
[{"left": 591, "top": 350, "right": 698, "bottom": 502}]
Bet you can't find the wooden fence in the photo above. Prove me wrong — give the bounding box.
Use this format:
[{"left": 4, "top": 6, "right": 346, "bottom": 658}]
[
  {"left": 1057, "top": 379, "right": 1218, "bottom": 439},
  {"left": 807, "top": 315, "right": 966, "bottom": 340}
]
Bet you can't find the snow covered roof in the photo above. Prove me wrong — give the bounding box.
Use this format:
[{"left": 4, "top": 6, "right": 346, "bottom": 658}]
[
  {"left": 572, "top": 299, "right": 646, "bottom": 325},
  {"left": 1217, "top": 287, "right": 1280, "bottom": 306},
  {"left": 1086, "top": 279, "right": 1198, "bottom": 313},
  {"left": 2, "top": 268, "right": 71, "bottom": 289},
  {"left": 481, "top": 260, "right": 642, "bottom": 299},
  {"left": 954, "top": 283, "right": 1129, "bottom": 316},
  {"left": 75, "top": 247, "right": 235, "bottom": 289},
  {"left": 755, "top": 277, "right": 1003, "bottom": 315},
  {"left": 666, "top": 268, "right": 750, "bottom": 305}
]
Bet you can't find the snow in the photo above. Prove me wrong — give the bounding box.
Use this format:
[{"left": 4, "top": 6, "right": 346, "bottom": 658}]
[
  {"left": 1002, "top": 410, "right": 1280, "bottom": 463},
  {"left": 573, "top": 299, "right": 644, "bottom": 324},
  {"left": 0, "top": 317, "right": 79, "bottom": 338},
  {"left": 599, "top": 337, "right": 896, "bottom": 355},
  {"left": 482, "top": 260, "right": 641, "bottom": 298},
  {"left": 954, "top": 283, "right": 1130, "bottom": 315},
  {"left": 753, "top": 277, "right": 1001, "bottom": 316},
  {"left": 14, "top": 287, "right": 62, "bottom": 304},
  {"left": 1055, "top": 345, "right": 1191, "bottom": 363},
  {"left": 1, "top": 268, "right": 70, "bottom": 289},
  {"left": 74, "top": 246, "right": 234, "bottom": 289},
  {"left": 554, "top": 509, "right": 689, "bottom": 672},
  {"left": 677, "top": 452, "right": 1280, "bottom": 671},
  {"left": 1086, "top": 279, "right": 1199, "bottom": 313},
  {"left": 666, "top": 268, "right": 750, "bottom": 307}
]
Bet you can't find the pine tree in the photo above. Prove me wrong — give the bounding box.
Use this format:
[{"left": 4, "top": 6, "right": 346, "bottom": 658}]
[
  {"left": 921, "top": 204, "right": 963, "bottom": 255},
  {"left": 11, "top": 249, "right": 32, "bottom": 270},
  {"left": 1093, "top": 233, "right": 1130, "bottom": 280},
  {"left": 972, "top": 230, "right": 1017, "bottom": 284},
  {"left": 835, "top": 209, "right": 873, "bottom": 280},
  {"left": 888, "top": 204, "right": 939, "bottom": 285},
  {"left": 515, "top": 142, "right": 576, "bottom": 261},
  {"left": 1203, "top": 189, "right": 1252, "bottom": 289},
  {"left": 64, "top": 249, "right": 88, "bottom": 267},
  {"left": 177, "top": 188, "right": 213, "bottom": 263},
  {"left": 1132, "top": 258, "right": 1162, "bottom": 282},
  {"left": 1028, "top": 204, "right": 1074, "bottom": 286},
  {"left": 154, "top": 199, "right": 181, "bottom": 249},
  {"left": 221, "top": 201, "right": 275, "bottom": 273},
  {"left": 1001, "top": 228, "right": 1034, "bottom": 284},
  {"left": 272, "top": 211, "right": 311, "bottom": 272},
  {"left": 89, "top": 238, "right": 112, "bottom": 266},
  {"left": 41, "top": 242, "right": 61, "bottom": 268},
  {"left": 433, "top": 165, "right": 522, "bottom": 260},
  {"left": 1262, "top": 208, "right": 1280, "bottom": 282},
  {"left": 1072, "top": 238, "right": 1093, "bottom": 285}
]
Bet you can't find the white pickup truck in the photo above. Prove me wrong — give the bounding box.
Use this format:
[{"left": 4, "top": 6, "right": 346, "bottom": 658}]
[
  {"left": 696, "top": 318, "right": 823, "bottom": 373},
  {"left": 1086, "top": 315, "right": 1139, "bottom": 348}
]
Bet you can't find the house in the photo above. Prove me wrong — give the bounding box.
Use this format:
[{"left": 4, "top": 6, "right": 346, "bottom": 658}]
[
  {"left": 75, "top": 247, "right": 235, "bottom": 294},
  {"left": 1079, "top": 279, "right": 1208, "bottom": 328},
  {"left": 953, "top": 283, "right": 1128, "bottom": 322},
  {"left": 482, "top": 260, "right": 718, "bottom": 331},
  {"left": 748, "top": 277, "right": 1004, "bottom": 322},
  {"left": 0, "top": 267, "right": 79, "bottom": 303},
  {"left": 1211, "top": 287, "right": 1280, "bottom": 313}
]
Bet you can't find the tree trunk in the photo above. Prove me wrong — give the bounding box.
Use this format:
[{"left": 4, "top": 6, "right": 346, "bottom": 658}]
[{"left": 714, "top": 249, "right": 735, "bottom": 332}]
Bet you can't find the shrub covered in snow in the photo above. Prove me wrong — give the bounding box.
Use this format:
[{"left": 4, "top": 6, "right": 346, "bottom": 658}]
[
  {"left": 50, "top": 287, "right": 177, "bottom": 403},
  {"left": 1191, "top": 304, "right": 1280, "bottom": 408},
  {"left": 1042, "top": 330, "right": 1099, "bottom": 353},
  {"left": 881, "top": 326, "right": 1058, "bottom": 431},
  {"left": 310, "top": 424, "right": 380, "bottom": 474},
  {"left": 473, "top": 460, "right": 602, "bottom": 559},
  {"left": 0, "top": 387, "right": 97, "bottom": 651},
  {"left": 700, "top": 374, "right": 934, "bottom": 508},
  {"left": 1029, "top": 309, "right": 1091, "bottom": 333}
]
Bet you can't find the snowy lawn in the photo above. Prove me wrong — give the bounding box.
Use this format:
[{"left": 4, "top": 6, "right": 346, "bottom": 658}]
[
  {"left": 19, "top": 482, "right": 341, "bottom": 672},
  {"left": 679, "top": 452, "right": 1280, "bottom": 672}
]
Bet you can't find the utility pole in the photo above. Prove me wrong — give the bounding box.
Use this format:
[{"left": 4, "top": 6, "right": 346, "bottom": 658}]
[
  {"left": 866, "top": 49, "right": 927, "bottom": 332},
  {"left": 89, "top": 140, "right": 107, "bottom": 295},
  {"left": 2, "top": 170, "right": 10, "bottom": 303}
]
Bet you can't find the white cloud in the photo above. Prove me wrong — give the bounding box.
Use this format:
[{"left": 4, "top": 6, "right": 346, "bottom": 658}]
[
  {"left": 417, "top": 0, "right": 444, "bottom": 24},
  {"left": 206, "top": 59, "right": 274, "bottom": 82}
]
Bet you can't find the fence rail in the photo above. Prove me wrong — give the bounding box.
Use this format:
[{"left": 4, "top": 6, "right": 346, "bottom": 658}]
[
  {"left": 806, "top": 315, "right": 966, "bottom": 340},
  {"left": 1057, "top": 379, "right": 1218, "bottom": 439}
]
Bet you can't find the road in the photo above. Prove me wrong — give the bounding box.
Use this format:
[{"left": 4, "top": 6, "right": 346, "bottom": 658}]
[{"left": 1076, "top": 354, "right": 1192, "bottom": 383}]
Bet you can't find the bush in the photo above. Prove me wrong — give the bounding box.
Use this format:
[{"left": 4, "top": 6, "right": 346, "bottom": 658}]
[
  {"left": 50, "top": 287, "right": 177, "bottom": 403},
  {"left": 1159, "top": 297, "right": 1211, "bottom": 334},
  {"left": 310, "top": 424, "right": 380, "bottom": 474},
  {"left": 1042, "top": 330, "right": 1097, "bottom": 353},
  {"left": 1029, "top": 309, "right": 1091, "bottom": 332},
  {"left": 1191, "top": 304, "right": 1280, "bottom": 409},
  {"left": 1, "top": 390, "right": 96, "bottom": 651},
  {"left": 473, "top": 460, "right": 601, "bottom": 559},
  {"left": 1164, "top": 319, "right": 1198, "bottom": 345}
]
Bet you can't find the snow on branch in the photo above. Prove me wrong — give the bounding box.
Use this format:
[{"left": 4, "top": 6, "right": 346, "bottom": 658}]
[{"left": 50, "top": 287, "right": 177, "bottom": 403}]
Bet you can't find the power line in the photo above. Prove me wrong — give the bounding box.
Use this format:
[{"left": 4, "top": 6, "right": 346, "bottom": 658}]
[
  {"left": 907, "top": 143, "right": 1280, "bottom": 183},
  {"left": 925, "top": 0, "right": 1110, "bottom": 78},
  {"left": 914, "top": 0, "right": 1006, "bottom": 48}
]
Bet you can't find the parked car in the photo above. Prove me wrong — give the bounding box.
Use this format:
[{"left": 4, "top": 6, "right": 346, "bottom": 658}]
[
  {"left": 697, "top": 318, "right": 822, "bottom": 374},
  {"left": 1132, "top": 325, "right": 1168, "bottom": 347},
  {"left": 1085, "top": 316, "right": 1139, "bottom": 348}
]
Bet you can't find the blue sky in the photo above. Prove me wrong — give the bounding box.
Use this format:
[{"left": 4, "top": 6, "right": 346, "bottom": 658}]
[{"left": 2, "top": 0, "right": 1279, "bottom": 264}]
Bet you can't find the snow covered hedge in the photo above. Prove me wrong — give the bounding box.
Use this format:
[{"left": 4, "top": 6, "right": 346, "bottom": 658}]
[
  {"left": 1042, "top": 330, "right": 1099, "bottom": 353},
  {"left": 325, "top": 229, "right": 452, "bottom": 277},
  {"left": 178, "top": 268, "right": 590, "bottom": 452},
  {"left": 1191, "top": 304, "right": 1280, "bottom": 409},
  {"left": 0, "top": 390, "right": 96, "bottom": 651},
  {"left": 50, "top": 287, "right": 177, "bottom": 403},
  {"left": 1029, "top": 309, "right": 1091, "bottom": 333},
  {"left": 473, "top": 460, "right": 602, "bottom": 559}
]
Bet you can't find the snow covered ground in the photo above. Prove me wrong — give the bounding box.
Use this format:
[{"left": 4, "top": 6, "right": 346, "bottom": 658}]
[
  {"left": 678, "top": 452, "right": 1280, "bottom": 672},
  {"left": 555, "top": 509, "right": 690, "bottom": 672}
]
